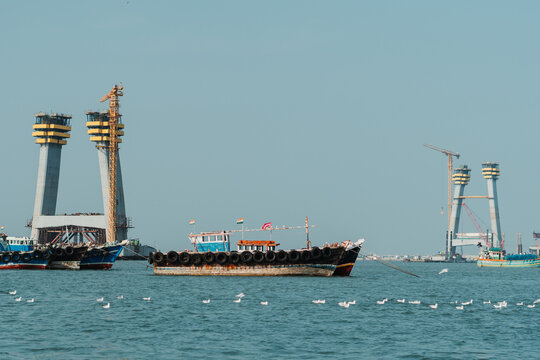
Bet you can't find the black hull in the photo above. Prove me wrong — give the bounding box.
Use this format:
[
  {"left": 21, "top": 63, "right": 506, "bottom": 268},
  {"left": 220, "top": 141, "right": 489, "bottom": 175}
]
[{"left": 333, "top": 246, "right": 360, "bottom": 276}]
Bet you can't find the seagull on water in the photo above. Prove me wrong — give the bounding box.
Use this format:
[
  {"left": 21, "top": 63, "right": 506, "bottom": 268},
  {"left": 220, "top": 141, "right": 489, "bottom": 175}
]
[
  {"left": 429, "top": 304, "right": 438, "bottom": 309},
  {"left": 483, "top": 300, "right": 491, "bottom": 304},
  {"left": 9, "top": 290, "right": 16, "bottom": 295},
  {"left": 15, "top": 297, "right": 22, "bottom": 302},
  {"left": 338, "top": 302, "right": 350, "bottom": 308},
  {"left": 533, "top": 299, "right": 540, "bottom": 304},
  {"left": 516, "top": 302, "right": 524, "bottom": 306},
  {"left": 202, "top": 299, "right": 211, "bottom": 304},
  {"left": 26, "top": 298, "right": 34, "bottom": 303},
  {"left": 347, "top": 300, "right": 356, "bottom": 305},
  {"left": 456, "top": 305, "right": 464, "bottom": 310},
  {"left": 312, "top": 299, "right": 325, "bottom": 304},
  {"left": 260, "top": 301, "right": 268, "bottom": 306},
  {"left": 397, "top": 299, "right": 405, "bottom": 303},
  {"left": 142, "top": 297, "right": 151, "bottom": 301},
  {"left": 528, "top": 304, "right": 536, "bottom": 308},
  {"left": 438, "top": 268, "right": 449, "bottom": 275},
  {"left": 102, "top": 302, "right": 110, "bottom": 309},
  {"left": 493, "top": 303, "right": 503, "bottom": 309},
  {"left": 233, "top": 298, "right": 241, "bottom": 303},
  {"left": 117, "top": 295, "right": 124, "bottom": 300},
  {"left": 96, "top": 297, "right": 104, "bottom": 302},
  {"left": 408, "top": 300, "right": 421, "bottom": 305},
  {"left": 236, "top": 293, "right": 245, "bottom": 298},
  {"left": 376, "top": 299, "right": 387, "bottom": 305},
  {"left": 461, "top": 300, "right": 473, "bottom": 306}
]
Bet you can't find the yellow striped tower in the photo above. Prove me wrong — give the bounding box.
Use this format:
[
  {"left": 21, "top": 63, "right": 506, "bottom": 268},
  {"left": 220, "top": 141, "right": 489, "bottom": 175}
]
[{"left": 447, "top": 165, "right": 471, "bottom": 259}]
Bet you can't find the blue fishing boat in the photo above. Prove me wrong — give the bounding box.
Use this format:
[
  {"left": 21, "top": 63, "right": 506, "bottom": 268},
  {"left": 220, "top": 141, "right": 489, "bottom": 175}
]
[
  {"left": 477, "top": 248, "right": 540, "bottom": 268},
  {"left": 80, "top": 244, "right": 124, "bottom": 270},
  {"left": 0, "top": 234, "right": 49, "bottom": 269}
]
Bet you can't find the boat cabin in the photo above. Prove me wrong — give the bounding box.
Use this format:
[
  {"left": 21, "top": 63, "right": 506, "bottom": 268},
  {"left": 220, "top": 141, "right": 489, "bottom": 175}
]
[
  {"left": 237, "top": 240, "right": 278, "bottom": 252},
  {"left": 189, "top": 231, "right": 231, "bottom": 252}
]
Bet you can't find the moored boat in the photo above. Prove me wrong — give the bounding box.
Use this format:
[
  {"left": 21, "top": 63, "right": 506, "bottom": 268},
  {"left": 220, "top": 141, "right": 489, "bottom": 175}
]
[
  {"left": 477, "top": 247, "right": 540, "bottom": 268},
  {"left": 150, "top": 221, "right": 348, "bottom": 276}
]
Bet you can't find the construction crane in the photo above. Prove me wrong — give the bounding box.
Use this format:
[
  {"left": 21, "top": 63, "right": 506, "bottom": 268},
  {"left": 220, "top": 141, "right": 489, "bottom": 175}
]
[
  {"left": 462, "top": 202, "right": 488, "bottom": 244},
  {"left": 100, "top": 84, "right": 123, "bottom": 243},
  {"left": 423, "top": 143, "right": 460, "bottom": 228}
]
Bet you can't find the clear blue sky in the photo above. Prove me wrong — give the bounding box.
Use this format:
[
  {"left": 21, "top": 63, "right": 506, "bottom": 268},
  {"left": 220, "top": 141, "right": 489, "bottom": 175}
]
[{"left": 1, "top": 1, "right": 540, "bottom": 255}]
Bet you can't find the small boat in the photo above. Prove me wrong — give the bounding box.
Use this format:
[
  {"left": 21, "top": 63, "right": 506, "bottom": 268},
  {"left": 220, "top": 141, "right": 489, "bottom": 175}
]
[
  {"left": 0, "top": 234, "right": 49, "bottom": 269},
  {"left": 477, "top": 247, "right": 540, "bottom": 268},
  {"left": 150, "top": 220, "right": 348, "bottom": 277}
]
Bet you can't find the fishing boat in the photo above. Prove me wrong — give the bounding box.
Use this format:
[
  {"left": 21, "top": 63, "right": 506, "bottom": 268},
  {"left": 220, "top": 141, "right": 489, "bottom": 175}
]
[
  {"left": 333, "top": 239, "right": 364, "bottom": 276},
  {"left": 150, "top": 219, "right": 349, "bottom": 276},
  {"left": 477, "top": 247, "right": 540, "bottom": 268},
  {"left": 0, "top": 234, "right": 49, "bottom": 269}
]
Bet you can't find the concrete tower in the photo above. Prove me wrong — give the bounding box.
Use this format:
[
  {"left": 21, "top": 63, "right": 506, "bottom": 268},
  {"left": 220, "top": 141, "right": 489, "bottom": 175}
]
[
  {"left": 30, "top": 113, "right": 71, "bottom": 239},
  {"left": 85, "top": 111, "right": 128, "bottom": 241},
  {"left": 482, "top": 162, "right": 502, "bottom": 248},
  {"left": 447, "top": 165, "right": 471, "bottom": 258}
]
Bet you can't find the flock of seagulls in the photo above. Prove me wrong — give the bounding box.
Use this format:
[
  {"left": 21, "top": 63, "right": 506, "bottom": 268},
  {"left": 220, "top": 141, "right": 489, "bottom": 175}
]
[{"left": 7, "top": 290, "right": 35, "bottom": 304}]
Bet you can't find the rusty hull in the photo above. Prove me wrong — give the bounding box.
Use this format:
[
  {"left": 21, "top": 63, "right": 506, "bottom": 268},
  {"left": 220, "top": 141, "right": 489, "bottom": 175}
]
[{"left": 154, "top": 263, "right": 336, "bottom": 276}]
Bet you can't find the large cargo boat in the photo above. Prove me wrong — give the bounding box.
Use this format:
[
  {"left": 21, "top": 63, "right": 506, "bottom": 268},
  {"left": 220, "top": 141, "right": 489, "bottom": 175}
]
[
  {"left": 477, "top": 247, "right": 540, "bottom": 268},
  {"left": 150, "top": 220, "right": 355, "bottom": 277}
]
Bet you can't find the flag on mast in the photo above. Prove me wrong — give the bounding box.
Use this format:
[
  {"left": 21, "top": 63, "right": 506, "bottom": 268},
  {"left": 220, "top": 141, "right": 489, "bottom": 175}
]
[
  {"left": 189, "top": 219, "right": 195, "bottom": 225},
  {"left": 236, "top": 218, "right": 244, "bottom": 224},
  {"left": 262, "top": 222, "right": 272, "bottom": 230}
]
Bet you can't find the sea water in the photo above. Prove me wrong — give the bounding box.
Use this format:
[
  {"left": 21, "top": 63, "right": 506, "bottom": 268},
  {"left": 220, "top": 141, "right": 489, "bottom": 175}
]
[{"left": 0, "top": 261, "right": 538, "bottom": 359}]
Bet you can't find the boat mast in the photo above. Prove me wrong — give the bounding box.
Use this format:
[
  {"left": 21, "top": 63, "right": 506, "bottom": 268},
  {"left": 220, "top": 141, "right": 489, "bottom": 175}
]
[{"left": 306, "top": 216, "right": 311, "bottom": 249}]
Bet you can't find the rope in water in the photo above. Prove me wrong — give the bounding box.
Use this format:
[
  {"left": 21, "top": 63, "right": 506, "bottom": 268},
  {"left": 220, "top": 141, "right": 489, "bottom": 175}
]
[{"left": 359, "top": 252, "right": 420, "bottom": 278}]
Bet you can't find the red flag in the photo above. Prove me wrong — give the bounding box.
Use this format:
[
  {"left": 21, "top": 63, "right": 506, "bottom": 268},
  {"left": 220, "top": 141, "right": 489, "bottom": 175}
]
[{"left": 262, "top": 222, "right": 272, "bottom": 230}]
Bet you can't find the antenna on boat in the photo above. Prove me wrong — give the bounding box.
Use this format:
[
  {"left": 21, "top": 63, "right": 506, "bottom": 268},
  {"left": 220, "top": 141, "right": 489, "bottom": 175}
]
[{"left": 306, "top": 216, "right": 311, "bottom": 249}]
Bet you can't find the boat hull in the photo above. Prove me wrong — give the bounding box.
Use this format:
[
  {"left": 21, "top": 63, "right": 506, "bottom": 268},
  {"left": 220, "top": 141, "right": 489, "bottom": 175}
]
[
  {"left": 154, "top": 263, "right": 336, "bottom": 276},
  {"left": 80, "top": 245, "right": 123, "bottom": 270},
  {"left": 477, "top": 258, "right": 540, "bottom": 268},
  {"left": 333, "top": 246, "right": 361, "bottom": 276},
  {"left": 48, "top": 261, "right": 80, "bottom": 270}
]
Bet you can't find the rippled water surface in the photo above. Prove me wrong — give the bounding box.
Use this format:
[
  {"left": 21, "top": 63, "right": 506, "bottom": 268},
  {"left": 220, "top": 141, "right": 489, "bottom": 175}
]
[{"left": 1, "top": 261, "right": 539, "bottom": 359}]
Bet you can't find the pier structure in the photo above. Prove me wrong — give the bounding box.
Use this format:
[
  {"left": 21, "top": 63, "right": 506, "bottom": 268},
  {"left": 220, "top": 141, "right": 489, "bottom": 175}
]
[
  {"left": 86, "top": 111, "right": 128, "bottom": 242},
  {"left": 482, "top": 162, "right": 502, "bottom": 248},
  {"left": 447, "top": 165, "right": 471, "bottom": 259},
  {"left": 30, "top": 113, "right": 71, "bottom": 240}
]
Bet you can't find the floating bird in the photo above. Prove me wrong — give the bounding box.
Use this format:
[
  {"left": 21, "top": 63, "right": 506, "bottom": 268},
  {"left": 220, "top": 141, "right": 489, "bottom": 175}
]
[
  {"left": 338, "top": 302, "right": 350, "bottom": 308},
  {"left": 397, "top": 299, "right": 405, "bottom": 303},
  {"left": 14, "top": 297, "right": 22, "bottom": 302},
  {"left": 483, "top": 300, "right": 491, "bottom": 304},
  {"left": 429, "top": 304, "right": 438, "bottom": 309},
  {"left": 461, "top": 300, "right": 473, "bottom": 306},
  {"left": 96, "top": 297, "right": 104, "bottom": 302},
  {"left": 312, "top": 299, "right": 326, "bottom": 304},
  {"left": 102, "top": 302, "right": 110, "bottom": 309},
  {"left": 438, "top": 268, "right": 449, "bottom": 275},
  {"left": 516, "top": 302, "right": 524, "bottom": 306},
  {"left": 493, "top": 303, "right": 503, "bottom": 309},
  {"left": 456, "top": 305, "right": 464, "bottom": 310},
  {"left": 348, "top": 300, "right": 356, "bottom": 305},
  {"left": 319, "top": 300, "right": 326, "bottom": 304},
  {"left": 260, "top": 301, "right": 268, "bottom": 306},
  {"left": 408, "top": 300, "right": 421, "bottom": 305},
  {"left": 376, "top": 299, "right": 387, "bottom": 305},
  {"left": 233, "top": 298, "right": 241, "bottom": 303},
  {"left": 533, "top": 299, "right": 540, "bottom": 304},
  {"left": 26, "top": 298, "right": 34, "bottom": 303},
  {"left": 142, "top": 297, "right": 151, "bottom": 301},
  {"left": 236, "top": 293, "right": 245, "bottom": 298},
  {"left": 383, "top": 298, "right": 388, "bottom": 302},
  {"left": 528, "top": 304, "right": 536, "bottom": 308},
  {"left": 202, "top": 299, "right": 211, "bottom": 304},
  {"left": 9, "top": 290, "right": 16, "bottom": 295},
  {"left": 451, "top": 300, "right": 458, "bottom": 304},
  {"left": 117, "top": 295, "right": 124, "bottom": 300},
  {"left": 498, "top": 301, "right": 507, "bottom": 308}
]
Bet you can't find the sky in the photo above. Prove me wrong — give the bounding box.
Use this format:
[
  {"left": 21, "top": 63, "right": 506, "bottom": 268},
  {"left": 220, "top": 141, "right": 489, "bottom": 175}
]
[{"left": 1, "top": 0, "right": 540, "bottom": 255}]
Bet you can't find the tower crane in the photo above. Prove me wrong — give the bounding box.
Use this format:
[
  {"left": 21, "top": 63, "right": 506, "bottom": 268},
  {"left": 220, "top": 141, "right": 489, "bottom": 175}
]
[
  {"left": 100, "top": 84, "right": 123, "bottom": 243},
  {"left": 423, "top": 143, "right": 460, "bottom": 228}
]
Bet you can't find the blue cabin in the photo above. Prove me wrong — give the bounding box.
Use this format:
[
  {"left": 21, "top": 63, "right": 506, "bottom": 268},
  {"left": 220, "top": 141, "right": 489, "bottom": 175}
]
[{"left": 189, "top": 231, "right": 230, "bottom": 252}]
